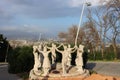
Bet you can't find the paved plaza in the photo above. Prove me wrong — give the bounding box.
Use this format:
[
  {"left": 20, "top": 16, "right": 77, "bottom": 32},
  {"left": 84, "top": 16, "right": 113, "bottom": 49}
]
[
  {"left": 87, "top": 62, "right": 120, "bottom": 77},
  {"left": 0, "top": 63, "right": 21, "bottom": 80},
  {"left": 0, "top": 62, "right": 120, "bottom": 80}
]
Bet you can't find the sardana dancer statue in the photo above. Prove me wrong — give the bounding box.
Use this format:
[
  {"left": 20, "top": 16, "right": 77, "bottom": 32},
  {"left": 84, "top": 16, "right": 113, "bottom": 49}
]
[{"left": 29, "top": 43, "right": 89, "bottom": 80}]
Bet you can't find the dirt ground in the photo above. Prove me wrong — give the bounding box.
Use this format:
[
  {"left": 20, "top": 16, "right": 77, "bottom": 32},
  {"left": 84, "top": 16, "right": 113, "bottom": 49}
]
[
  {"left": 28, "top": 74, "right": 120, "bottom": 80},
  {"left": 84, "top": 74, "right": 120, "bottom": 80},
  {"left": 47, "top": 74, "right": 120, "bottom": 80}
]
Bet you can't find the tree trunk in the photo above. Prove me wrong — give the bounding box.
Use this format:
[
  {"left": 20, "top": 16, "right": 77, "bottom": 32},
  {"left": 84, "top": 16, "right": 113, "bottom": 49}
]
[
  {"left": 112, "top": 39, "right": 117, "bottom": 60},
  {"left": 101, "top": 43, "right": 104, "bottom": 59}
]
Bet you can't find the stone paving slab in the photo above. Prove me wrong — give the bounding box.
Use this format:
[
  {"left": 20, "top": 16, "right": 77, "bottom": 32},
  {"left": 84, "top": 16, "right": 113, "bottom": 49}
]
[
  {"left": 0, "top": 65, "right": 21, "bottom": 80},
  {"left": 86, "top": 62, "right": 120, "bottom": 77},
  {"left": 0, "top": 62, "right": 8, "bottom": 66}
]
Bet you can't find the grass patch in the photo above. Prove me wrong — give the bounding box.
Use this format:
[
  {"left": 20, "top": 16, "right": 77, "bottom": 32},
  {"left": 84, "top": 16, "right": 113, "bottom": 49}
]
[
  {"left": 17, "top": 72, "right": 29, "bottom": 80},
  {"left": 89, "top": 70, "right": 97, "bottom": 75},
  {"left": 88, "top": 59, "right": 120, "bottom": 62}
]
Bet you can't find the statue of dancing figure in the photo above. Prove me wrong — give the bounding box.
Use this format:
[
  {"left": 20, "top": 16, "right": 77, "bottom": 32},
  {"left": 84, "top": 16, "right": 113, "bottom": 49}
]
[
  {"left": 56, "top": 44, "right": 70, "bottom": 75},
  {"left": 32, "top": 46, "right": 42, "bottom": 75},
  {"left": 47, "top": 43, "right": 62, "bottom": 64},
  {"left": 38, "top": 45, "right": 51, "bottom": 76},
  {"left": 38, "top": 43, "right": 44, "bottom": 68},
  {"left": 66, "top": 44, "right": 77, "bottom": 67},
  {"left": 75, "top": 44, "right": 85, "bottom": 74}
]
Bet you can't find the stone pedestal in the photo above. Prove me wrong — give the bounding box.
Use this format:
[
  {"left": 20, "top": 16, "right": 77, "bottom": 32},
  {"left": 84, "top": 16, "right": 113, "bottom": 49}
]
[{"left": 29, "top": 63, "right": 89, "bottom": 80}]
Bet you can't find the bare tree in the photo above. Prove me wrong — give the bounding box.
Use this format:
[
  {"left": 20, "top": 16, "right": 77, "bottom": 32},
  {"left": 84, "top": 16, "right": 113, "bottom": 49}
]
[
  {"left": 58, "top": 32, "right": 67, "bottom": 41},
  {"left": 67, "top": 25, "right": 78, "bottom": 43},
  {"left": 58, "top": 25, "right": 85, "bottom": 44},
  {"left": 58, "top": 0, "right": 120, "bottom": 60},
  {"left": 104, "top": 0, "right": 120, "bottom": 59},
  {"left": 82, "top": 19, "right": 100, "bottom": 54},
  {"left": 94, "top": 8, "right": 111, "bottom": 59},
  {"left": 84, "top": 8, "right": 106, "bottom": 58}
]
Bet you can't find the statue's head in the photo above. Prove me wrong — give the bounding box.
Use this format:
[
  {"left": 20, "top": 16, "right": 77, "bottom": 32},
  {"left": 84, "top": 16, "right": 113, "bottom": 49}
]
[
  {"left": 52, "top": 43, "right": 54, "bottom": 46},
  {"left": 33, "top": 45, "right": 37, "bottom": 49},
  {"left": 68, "top": 44, "right": 71, "bottom": 48},
  {"left": 44, "top": 46, "right": 47, "bottom": 51},
  {"left": 78, "top": 45, "right": 84, "bottom": 52},
  {"left": 64, "top": 45, "right": 67, "bottom": 50},
  {"left": 33, "top": 46, "right": 38, "bottom": 52},
  {"left": 38, "top": 45, "right": 42, "bottom": 49}
]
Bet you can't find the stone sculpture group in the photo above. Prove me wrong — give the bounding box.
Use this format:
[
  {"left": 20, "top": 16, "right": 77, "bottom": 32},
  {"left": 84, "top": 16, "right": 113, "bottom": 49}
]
[{"left": 29, "top": 42, "right": 86, "bottom": 79}]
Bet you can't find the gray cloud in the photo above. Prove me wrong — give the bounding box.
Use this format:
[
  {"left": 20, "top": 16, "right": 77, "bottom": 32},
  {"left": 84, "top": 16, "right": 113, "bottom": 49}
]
[
  {"left": 0, "top": 25, "right": 48, "bottom": 33},
  {"left": 0, "top": 0, "right": 102, "bottom": 39},
  {"left": 0, "top": 1, "right": 21, "bottom": 26},
  {"left": 0, "top": 25, "right": 49, "bottom": 40},
  {"left": 1, "top": 0, "right": 103, "bottom": 19},
  {"left": 0, "top": 8, "right": 14, "bottom": 25},
  {"left": 0, "top": 0, "right": 101, "bottom": 21},
  {"left": 4, "top": 0, "right": 83, "bottom": 18}
]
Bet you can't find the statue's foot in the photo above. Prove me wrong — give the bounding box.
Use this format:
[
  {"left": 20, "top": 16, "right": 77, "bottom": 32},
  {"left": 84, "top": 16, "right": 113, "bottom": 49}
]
[
  {"left": 33, "top": 70, "right": 43, "bottom": 76},
  {"left": 29, "top": 69, "right": 40, "bottom": 80},
  {"left": 62, "top": 72, "right": 67, "bottom": 76},
  {"left": 77, "top": 69, "right": 85, "bottom": 74},
  {"left": 42, "top": 73, "right": 49, "bottom": 76}
]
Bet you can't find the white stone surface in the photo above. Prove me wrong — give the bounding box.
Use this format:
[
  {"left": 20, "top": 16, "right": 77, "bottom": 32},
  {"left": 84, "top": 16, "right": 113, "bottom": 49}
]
[
  {"left": 38, "top": 46, "right": 51, "bottom": 76},
  {"left": 66, "top": 44, "right": 76, "bottom": 67},
  {"left": 29, "top": 43, "right": 87, "bottom": 79},
  {"left": 33, "top": 46, "right": 41, "bottom": 72},
  {"left": 75, "top": 44, "right": 85, "bottom": 74}
]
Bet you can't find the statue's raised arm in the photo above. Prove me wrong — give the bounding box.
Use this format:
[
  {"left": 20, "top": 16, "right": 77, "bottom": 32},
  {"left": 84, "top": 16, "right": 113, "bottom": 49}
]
[
  {"left": 46, "top": 44, "right": 51, "bottom": 49},
  {"left": 56, "top": 43, "right": 63, "bottom": 48},
  {"left": 55, "top": 43, "right": 63, "bottom": 53},
  {"left": 55, "top": 47, "right": 62, "bottom": 53}
]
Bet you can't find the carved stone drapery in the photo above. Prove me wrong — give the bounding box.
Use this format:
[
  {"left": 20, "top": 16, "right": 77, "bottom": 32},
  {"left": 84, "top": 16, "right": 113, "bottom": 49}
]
[{"left": 29, "top": 43, "right": 88, "bottom": 80}]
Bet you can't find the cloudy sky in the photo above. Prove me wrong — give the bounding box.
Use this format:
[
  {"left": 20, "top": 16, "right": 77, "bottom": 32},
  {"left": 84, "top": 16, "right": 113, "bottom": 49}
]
[{"left": 0, "top": 0, "right": 102, "bottom": 40}]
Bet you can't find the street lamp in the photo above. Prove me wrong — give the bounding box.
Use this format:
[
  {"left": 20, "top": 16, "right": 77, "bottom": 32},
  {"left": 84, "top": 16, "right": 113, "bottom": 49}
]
[{"left": 75, "top": 0, "right": 91, "bottom": 45}]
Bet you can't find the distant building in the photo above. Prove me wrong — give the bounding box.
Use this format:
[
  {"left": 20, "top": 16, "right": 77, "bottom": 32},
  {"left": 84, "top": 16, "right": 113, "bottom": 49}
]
[{"left": 9, "top": 40, "right": 34, "bottom": 48}]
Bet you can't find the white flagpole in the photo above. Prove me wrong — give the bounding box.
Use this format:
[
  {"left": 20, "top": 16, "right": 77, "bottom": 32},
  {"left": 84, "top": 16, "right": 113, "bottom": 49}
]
[
  {"left": 38, "top": 33, "right": 42, "bottom": 42},
  {"left": 75, "top": 0, "right": 87, "bottom": 45}
]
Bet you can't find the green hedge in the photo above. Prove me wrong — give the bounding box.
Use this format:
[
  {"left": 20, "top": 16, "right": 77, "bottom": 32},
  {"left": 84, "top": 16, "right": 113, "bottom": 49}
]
[
  {"left": 8, "top": 46, "right": 34, "bottom": 73},
  {"left": 88, "top": 51, "right": 115, "bottom": 61}
]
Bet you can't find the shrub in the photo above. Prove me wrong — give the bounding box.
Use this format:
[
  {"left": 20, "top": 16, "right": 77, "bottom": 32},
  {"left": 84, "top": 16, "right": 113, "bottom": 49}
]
[
  {"left": 88, "top": 51, "right": 116, "bottom": 61},
  {"left": 104, "top": 52, "right": 115, "bottom": 61},
  {"left": 0, "top": 34, "right": 10, "bottom": 62},
  {"left": 8, "top": 46, "right": 34, "bottom": 73},
  {"left": 88, "top": 51, "right": 103, "bottom": 61}
]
